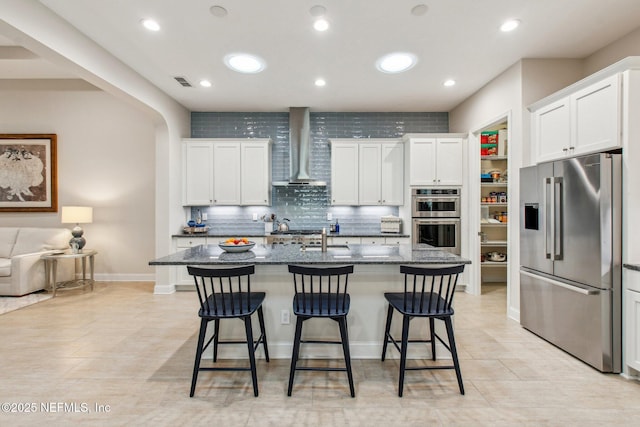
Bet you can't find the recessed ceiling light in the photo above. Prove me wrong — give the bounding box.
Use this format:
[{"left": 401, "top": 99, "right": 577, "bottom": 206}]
[
  {"left": 443, "top": 79, "right": 456, "bottom": 87},
  {"left": 209, "top": 5, "right": 228, "bottom": 17},
  {"left": 224, "top": 53, "right": 266, "bottom": 74},
  {"left": 141, "top": 19, "right": 160, "bottom": 32},
  {"left": 313, "top": 18, "right": 330, "bottom": 32},
  {"left": 411, "top": 4, "right": 429, "bottom": 16},
  {"left": 310, "top": 5, "right": 327, "bottom": 17},
  {"left": 199, "top": 80, "right": 212, "bottom": 88},
  {"left": 375, "top": 52, "right": 417, "bottom": 74},
  {"left": 500, "top": 19, "right": 520, "bottom": 32},
  {"left": 315, "top": 78, "right": 326, "bottom": 87}
]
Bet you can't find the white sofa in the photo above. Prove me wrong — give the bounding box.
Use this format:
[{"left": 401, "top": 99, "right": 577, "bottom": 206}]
[{"left": 0, "top": 227, "right": 74, "bottom": 296}]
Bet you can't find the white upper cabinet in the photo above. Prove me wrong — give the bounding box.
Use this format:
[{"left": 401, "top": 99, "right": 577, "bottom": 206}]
[
  {"left": 212, "top": 142, "right": 241, "bottom": 205},
  {"left": 358, "top": 143, "right": 382, "bottom": 205},
  {"left": 330, "top": 140, "right": 359, "bottom": 205},
  {"left": 532, "top": 73, "right": 621, "bottom": 163},
  {"left": 241, "top": 141, "right": 271, "bottom": 205},
  {"left": 358, "top": 141, "right": 404, "bottom": 205},
  {"left": 571, "top": 74, "right": 620, "bottom": 155},
  {"left": 406, "top": 136, "right": 463, "bottom": 186},
  {"left": 380, "top": 142, "right": 405, "bottom": 205},
  {"left": 182, "top": 139, "right": 271, "bottom": 206},
  {"left": 330, "top": 139, "right": 404, "bottom": 206},
  {"left": 183, "top": 142, "right": 214, "bottom": 205},
  {"left": 534, "top": 98, "right": 571, "bottom": 163}
]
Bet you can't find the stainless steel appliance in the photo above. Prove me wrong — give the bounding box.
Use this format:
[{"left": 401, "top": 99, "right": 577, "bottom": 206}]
[
  {"left": 411, "top": 188, "right": 461, "bottom": 254},
  {"left": 519, "top": 152, "right": 621, "bottom": 373},
  {"left": 411, "top": 188, "right": 461, "bottom": 218},
  {"left": 413, "top": 218, "right": 461, "bottom": 254}
]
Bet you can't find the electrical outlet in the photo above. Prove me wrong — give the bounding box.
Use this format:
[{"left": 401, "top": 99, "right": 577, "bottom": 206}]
[
  {"left": 327, "top": 212, "right": 333, "bottom": 221},
  {"left": 280, "top": 309, "right": 290, "bottom": 325},
  {"left": 202, "top": 213, "right": 208, "bottom": 220},
  {"left": 252, "top": 213, "right": 258, "bottom": 221}
]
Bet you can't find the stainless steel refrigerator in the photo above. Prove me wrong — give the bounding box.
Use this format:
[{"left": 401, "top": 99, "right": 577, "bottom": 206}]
[{"left": 519, "top": 152, "right": 622, "bottom": 373}]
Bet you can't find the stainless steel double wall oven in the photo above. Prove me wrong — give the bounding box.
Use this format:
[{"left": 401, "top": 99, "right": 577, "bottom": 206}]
[{"left": 412, "top": 188, "right": 461, "bottom": 254}]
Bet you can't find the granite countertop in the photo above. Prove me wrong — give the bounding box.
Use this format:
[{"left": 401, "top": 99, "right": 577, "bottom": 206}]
[
  {"left": 150, "top": 243, "right": 470, "bottom": 266},
  {"left": 172, "top": 231, "right": 410, "bottom": 238}
]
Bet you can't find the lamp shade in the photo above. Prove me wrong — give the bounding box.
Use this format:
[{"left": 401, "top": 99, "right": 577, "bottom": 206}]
[{"left": 61, "top": 206, "right": 93, "bottom": 224}]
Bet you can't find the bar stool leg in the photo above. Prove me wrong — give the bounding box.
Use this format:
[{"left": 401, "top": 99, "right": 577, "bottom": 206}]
[
  {"left": 337, "top": 316, "right": 355, "bottom": 397},
  {"left": 244, "top": 315, "right": 259, "bottom": 397},
  {"left": 429, "top": 317, "right": 436, "bottom": 360},
  {"left": 287, "top": 315, "right": 304, "bottom": 396},
  {"left": 444, "top": 317, "right": 465, "bottom": 395},
  {"left": 190, "top": 318, "right": 208, "bottom": 397},
  {"left": 212, "top": 319, "right": 220, "bottom": 362},
  {"left": 398, "top": 314, "right": 410, "bottom": 397},
  {"left": 257, "top": 306, "right": 270, "bottom": 361},
  {"left": 381, "top": 304, "right": 394, "bottom": 361}
]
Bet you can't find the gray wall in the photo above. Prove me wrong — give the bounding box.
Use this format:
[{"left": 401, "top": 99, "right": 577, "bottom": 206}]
[{"left": 190, "top": 112, "right": 448, "bottom": 234}]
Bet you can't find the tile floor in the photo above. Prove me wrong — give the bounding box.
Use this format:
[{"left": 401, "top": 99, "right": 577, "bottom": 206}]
[{"left": 0, "top": 282, "right": 639, "bottom": 426}]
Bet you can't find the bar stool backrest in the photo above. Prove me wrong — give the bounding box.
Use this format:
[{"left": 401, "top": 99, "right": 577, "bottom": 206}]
[
  {"left": 288, "top": 264, "right": 354, "bottom": 316},
  {"left": 188, "top": 265, "right": 255, "bottom": 316},
  {"left": 399, "top": 264, "right": 465, "bottom": 314}
]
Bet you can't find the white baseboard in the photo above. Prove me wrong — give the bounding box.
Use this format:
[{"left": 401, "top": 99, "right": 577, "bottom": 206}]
[
  {"left": 92, "top": 273, "right": 155, "bottom": 282},
  {"left": 153, "top": 283, "right": 176, "bottom": 294},
  {"left": 508, "top": 306, "right": 520, "bottom": 322}
]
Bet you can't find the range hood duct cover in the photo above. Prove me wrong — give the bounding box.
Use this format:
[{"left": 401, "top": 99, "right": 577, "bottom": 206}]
[{"left": 273, "top": 107, "right": 326, "bottom": 186}]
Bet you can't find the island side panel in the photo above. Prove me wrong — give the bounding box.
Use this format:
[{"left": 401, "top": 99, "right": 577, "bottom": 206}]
[{"left": 202, "top": 264, "right": 441, "bottom": 360}]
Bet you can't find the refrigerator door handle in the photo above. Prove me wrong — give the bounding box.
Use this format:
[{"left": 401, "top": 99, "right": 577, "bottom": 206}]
[
  {"left": 520, "top": 270, "right": 600, "bottom": 295},
  {"left": 554, "top": 177, "right": 564, "bottom": 260},
  {"left": 545, "top": 177, "right": 553, "bottom": 259}
]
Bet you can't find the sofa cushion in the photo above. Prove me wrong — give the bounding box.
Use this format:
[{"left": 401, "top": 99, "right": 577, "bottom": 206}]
[
  {"left": 0, "top": 228, "right": 19, "bottom": 259},
  {"left": 11, "top": 227, "right": 72, "bottom": 257},
  {"left": 0, "top": 258, "right": 10, "bottom": 277}
]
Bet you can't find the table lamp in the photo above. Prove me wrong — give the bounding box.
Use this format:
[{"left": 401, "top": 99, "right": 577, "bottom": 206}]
[{"left": 61, "top": 206, "right": 93, "bottom": 252}]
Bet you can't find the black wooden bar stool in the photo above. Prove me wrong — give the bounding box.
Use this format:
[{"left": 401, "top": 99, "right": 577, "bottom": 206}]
[
  {"left": 287, "top": 264, "right": 355, "bottom": 397},
  {"left": 188, "top": 265, "right": 269, "bottom": 397},
  {"left": 381, "top": 264, "right": 465, "bottom": 397}
]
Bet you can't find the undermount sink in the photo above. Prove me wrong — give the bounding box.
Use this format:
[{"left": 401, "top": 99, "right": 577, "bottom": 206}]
[{"left": 301, "top": 244, "right": 350, "bottom": 252}]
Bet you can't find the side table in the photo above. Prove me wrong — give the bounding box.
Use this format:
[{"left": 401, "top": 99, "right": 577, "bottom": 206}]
[{"left": 41, "top": 250, "right": 97, "bottom": 297}]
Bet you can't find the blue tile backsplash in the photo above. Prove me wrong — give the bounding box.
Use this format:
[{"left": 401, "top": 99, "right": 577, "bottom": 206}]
[{"left": 189, "top": 111, "right": 448, "bottom": 234}]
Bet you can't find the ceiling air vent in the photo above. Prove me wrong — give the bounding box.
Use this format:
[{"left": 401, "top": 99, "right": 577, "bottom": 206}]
[{"left": 174, "top": 76, "right": 192, "bottom": 87}]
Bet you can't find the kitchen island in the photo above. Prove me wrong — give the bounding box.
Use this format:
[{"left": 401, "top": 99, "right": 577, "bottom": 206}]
[
  {"left": 150, "top": 244, "right": 470, "bottom": 359},
  {"left": 150, "top": 242, "right": 467, "bottom": 266}
]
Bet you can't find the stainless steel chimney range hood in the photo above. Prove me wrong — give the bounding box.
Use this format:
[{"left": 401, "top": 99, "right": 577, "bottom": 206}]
[{"left": 272, "top": 107, "right": 327, "bottom": 186}]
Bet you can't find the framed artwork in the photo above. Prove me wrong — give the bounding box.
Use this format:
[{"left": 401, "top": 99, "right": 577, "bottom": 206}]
[{"left": 0, "top": 134, "right": 58, "bottom": 212}]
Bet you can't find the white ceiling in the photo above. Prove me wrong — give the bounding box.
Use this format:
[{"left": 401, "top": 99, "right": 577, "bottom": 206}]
[{"left": 2, "top": 0, "right": 640, "bottom": 112}]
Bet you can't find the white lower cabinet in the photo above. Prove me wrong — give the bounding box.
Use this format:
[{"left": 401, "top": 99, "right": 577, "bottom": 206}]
[
  {"left": 174, "top": 237, "right": 207, "bottom": 285},
  {"left": 625, "top": 266, "right": 640, "bottom": 373},
  {"left": 360, "top": 237, "right": 385, "bottom": 245},
  {"left": 384, "top": 237, "right": 411, "bottom": 245},
  {"left": 330, "top": 236, "right": 409, "bottom": 245},
  {"left": 626, "top": 288, "right": 640, "bottom": 372},
  {"left": 330, "top": 237, "right": 360, "bottom": 245}
]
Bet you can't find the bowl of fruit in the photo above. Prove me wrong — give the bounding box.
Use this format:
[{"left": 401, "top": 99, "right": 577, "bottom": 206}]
[{"left": 219, "top": 237, "right": 255, "bottom": 253}]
